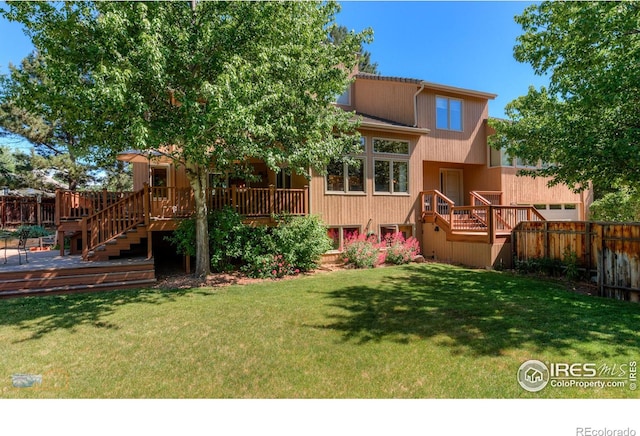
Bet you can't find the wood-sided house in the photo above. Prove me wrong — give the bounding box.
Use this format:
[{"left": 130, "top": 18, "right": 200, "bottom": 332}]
[{"left": 53, "top": 72, "right": 592, "bottom": 268}]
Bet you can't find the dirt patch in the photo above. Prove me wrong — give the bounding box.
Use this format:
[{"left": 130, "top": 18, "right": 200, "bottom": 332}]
[{"left": 152, "top": 263, "right": 345, "bottom": 290}]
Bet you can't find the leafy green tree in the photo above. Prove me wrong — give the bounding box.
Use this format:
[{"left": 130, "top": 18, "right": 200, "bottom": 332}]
[
  {"left": 490, "top": 2, "right": 640, "bottom": 192},
  {"left": 2, "top": 1, "right": 369, "bottom": 276},
  {"left": 589, "top": 186, "right": 640, "bottom": 222}
]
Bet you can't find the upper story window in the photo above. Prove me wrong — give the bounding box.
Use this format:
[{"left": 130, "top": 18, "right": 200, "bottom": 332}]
[
  {"left": 336, "top": 86, "right": 351, "bottom": 106},
  {"left": 436, "top": 96, "right": 463, "bottom": 131},
  {"left": 373, "top": 138, "right": 409, "bottom": 155},
  {"left": 325, "top": 137, "right": 366, "bottom": 194}
]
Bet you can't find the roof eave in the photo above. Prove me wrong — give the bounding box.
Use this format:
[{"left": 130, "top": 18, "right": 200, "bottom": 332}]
[{"left": 359, "top": 120, "right": 430, "bottom": 135}]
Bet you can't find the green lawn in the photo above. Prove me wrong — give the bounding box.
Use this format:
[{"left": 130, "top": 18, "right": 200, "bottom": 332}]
[{"left": 1, "top": 263, "right": 638, "bottom": 398}]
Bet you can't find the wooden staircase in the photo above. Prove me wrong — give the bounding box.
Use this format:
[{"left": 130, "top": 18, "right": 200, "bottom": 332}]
[
  {"left": 421, "top": 190, "right": 546, "bottom": 243},
  {"left": 88, "top": 224, "right": 148, "bottom": 261},
  {"left": 0, "top": 259, "right": 156, "bottom": 298}
]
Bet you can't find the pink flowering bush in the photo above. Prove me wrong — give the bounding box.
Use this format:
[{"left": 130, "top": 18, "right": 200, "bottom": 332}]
[
  {"left": 248, "top": 254, "right": 299, "bottom": 279},
  {"left": 342, "top": 233, "right": 386, "bottom": 268},
  {"left": 383, "top": 232, "right": 421, "bottom": 265}
]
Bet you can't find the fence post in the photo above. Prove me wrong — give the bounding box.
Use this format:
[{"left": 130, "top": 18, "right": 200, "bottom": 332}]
[
  {"left": 585, "top": 221, "right": 592, "bottom": 280},
  {"left": 543, "top": 221, "right": 549, "bottom": 259}
]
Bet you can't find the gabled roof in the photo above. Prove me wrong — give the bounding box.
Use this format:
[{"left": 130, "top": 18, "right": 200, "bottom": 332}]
[
  {"left": 356, "top": 112, "right": 430, "bottom": 135},
  {"left": 356, "top": 72, "right": 497, "bottom": 100}
]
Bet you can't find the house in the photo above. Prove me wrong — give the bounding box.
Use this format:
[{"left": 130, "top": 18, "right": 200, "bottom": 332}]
[{"left": 53, "top": 72, "right": 591, "bottom": 269}]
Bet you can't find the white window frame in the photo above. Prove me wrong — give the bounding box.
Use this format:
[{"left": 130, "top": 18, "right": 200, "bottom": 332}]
[
  {"left": 372, "top": 137, "right": 410, "bottom": 156},
  {"left": 325, "top": 157, "right": 367, "bottom": 195},
  {"left": 436, "top": 96, "right": 463, "bottom": 132},
  {"left": 373, "top": 159, "right": 410, "bottom": 195}
]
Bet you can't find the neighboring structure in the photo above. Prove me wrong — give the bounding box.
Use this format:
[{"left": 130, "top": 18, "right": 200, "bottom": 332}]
[{"left": 54, "top": 72, "right": 592, "bottom": 268}]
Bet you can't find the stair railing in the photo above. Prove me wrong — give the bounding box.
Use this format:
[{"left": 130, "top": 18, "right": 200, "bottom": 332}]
[{"left": 82, "top": 185, "right": 149, "bottom": 260}]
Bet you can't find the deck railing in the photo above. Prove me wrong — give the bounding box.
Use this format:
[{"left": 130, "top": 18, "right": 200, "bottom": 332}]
[
  {"left": 422, "top": 190, "right": 545, "bottom": 241},
  {"left": 59, "top": 185, "right": 309, "bottom": 224},
  {"left": 82, "top": 187, "right": 148, "bottom": 259},
  {"left": 56, "top": 189, "right": 132, "bottom": 223}
]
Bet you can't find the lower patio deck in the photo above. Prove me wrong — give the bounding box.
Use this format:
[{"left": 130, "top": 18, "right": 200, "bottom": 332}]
[{"left": 0, "top": 248, "right": 155, "bottom": 298}]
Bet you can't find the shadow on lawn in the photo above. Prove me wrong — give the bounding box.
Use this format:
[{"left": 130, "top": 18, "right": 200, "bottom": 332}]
[
  {"left": 0, "top": 286, "right": 212, "bottom": 342},
  {"left": 321, "top": 264, "right": 640, "bottom": 358}
]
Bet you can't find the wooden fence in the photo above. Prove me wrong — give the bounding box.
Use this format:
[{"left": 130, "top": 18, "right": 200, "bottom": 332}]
[
  {"left": 0, "top": 196, "right": 56, "bottom": 228},
  {"left": 513, "top": 221, "right": 640, "bottom": 302}
]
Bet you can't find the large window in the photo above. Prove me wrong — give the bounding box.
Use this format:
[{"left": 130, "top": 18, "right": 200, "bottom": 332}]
[
  {"left": 436, "top": 96, "right": 463, "bottom": 131},
  {"left": 374, "top": 160, "right": 408, "bottom": 194},
  {"left": 326, "top": 158, "right": 365, "bottom": 193},
  {"left": 325, "top": 137, "right": 365, "bottom": 194},
  {"left": 373, "top": 138, "right": 409, "bottom": 155}
]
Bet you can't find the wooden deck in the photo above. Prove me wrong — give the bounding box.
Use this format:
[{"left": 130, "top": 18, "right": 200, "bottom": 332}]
[{"left": 0, "top": 248, "right": 155, "bottom": 298}]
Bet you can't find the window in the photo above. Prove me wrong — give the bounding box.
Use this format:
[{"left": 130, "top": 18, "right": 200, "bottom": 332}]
[
  {"left": 380, "top": 224, "right": 414, "bottom": 241},
  {"left": 276, "top": 168, "right": 291, "bottom": 189},
  {"left": 151, "top": 167, "right": 169, "bottom": 198},
  {"left": 374, "top": 160, "right": 408, "bottom": 194},
  {"left": 327, "top": 226, "right": 360, "bottom": 251},
  {"left": 326, "top": 159, "right": 365, "bottom": 193},
  {"left": 489, "top": 147, "right": 514, "bottom": 167},
  {"left": 436, "top": 96, "right": 463, "bottom": 131},
  {"left": 373, "top": 138, "right": 409, "bottom": 155},
  {"left": 336, "top": 86, "right": 351, "bottom": 106}
]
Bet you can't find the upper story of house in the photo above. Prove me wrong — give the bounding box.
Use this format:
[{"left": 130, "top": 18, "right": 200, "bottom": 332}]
[{"left": 337, "top": 72, "right": 497, "bottom": 165}]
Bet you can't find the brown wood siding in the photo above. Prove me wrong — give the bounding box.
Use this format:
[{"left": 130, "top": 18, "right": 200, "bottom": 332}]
[
  {"left": 309, "top": 128, "right": 422, "bottom": 241},
  {"left": 421, "top": 162, "right": 502, "bottom": 206},
  {"left": 354, "top": 79, "right": 418, "bottom": 126},
  {"left": 422, "top": 222, "right": 512, "bottom": 268},
  {"left": 133, "top": 162, "right": 149, "bottom": 191},
  {"left": 416, "top": 91, "right": 488, "bottom": 164},
  {"left": 500, "top": 168, "right": 583, "bottom": 207}
]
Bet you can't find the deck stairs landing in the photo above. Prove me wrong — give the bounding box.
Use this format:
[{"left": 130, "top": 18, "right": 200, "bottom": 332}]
[{"left": 421, "top": 190, "right": 546, "bottom": 243}]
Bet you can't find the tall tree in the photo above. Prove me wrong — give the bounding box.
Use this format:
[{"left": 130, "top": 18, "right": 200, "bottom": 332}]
[
  {"left": 2, "top": 1, "right": 370, "bottom": 276},
  {"left": 0, "top": 52, "right": 102, "bottom": 190},
  {"left": 329, "top": 25, "right": 379, "bottom": 74},
  {"left": 489, "top": 1, "right": 640, "bottom": 192}
]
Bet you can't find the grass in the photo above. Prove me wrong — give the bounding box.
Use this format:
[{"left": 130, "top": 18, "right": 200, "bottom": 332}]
[{"left": 0, "top": 263, "right": 638, "bottom": 398}]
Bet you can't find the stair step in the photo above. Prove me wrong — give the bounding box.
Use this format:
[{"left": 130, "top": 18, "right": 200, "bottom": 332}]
[
  {"left": 0, "top": 279, "right": 157, "bottom": 298},
  {"left": 0, "top": 270, "right": 155, "bottom": 292}
]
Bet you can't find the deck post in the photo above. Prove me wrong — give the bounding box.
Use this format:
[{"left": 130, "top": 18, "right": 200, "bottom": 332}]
[
  {"left": 488, "top": 206, "right": 494, "bottom": 243},
  {"left": 269, "top": 184, "right": 276, "bottom": 216},
  {"left": 81, "top": 217, "right": 88, "bottom": 260},
  {"left": 231, "top": 185, "right": 237, "bottom": 212},
  {"left": 58, "top": 230, "right": 65, "bottom": 256},
  {"left": 304, "top": 185, "right": 309, "bottom": 215}
]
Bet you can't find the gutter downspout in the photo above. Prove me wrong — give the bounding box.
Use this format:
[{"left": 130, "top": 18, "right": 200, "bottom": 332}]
[{"left": 413, "top": 83, "right": 425, "bottom": 127}]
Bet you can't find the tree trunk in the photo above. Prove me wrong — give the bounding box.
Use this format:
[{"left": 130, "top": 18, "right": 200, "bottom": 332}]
[{"left": 187, "top": 162, "right": 211, "bottom": 277}]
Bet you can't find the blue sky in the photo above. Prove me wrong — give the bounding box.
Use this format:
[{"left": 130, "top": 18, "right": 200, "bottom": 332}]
[
  {"left": 336, "top": 1, "right": 546, "bottom": 118},
  {"left": 0, "top": 1, "right": 546, "bottom": 128}
]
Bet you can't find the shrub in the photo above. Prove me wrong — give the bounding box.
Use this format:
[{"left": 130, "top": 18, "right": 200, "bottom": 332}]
[
  {"left": 166, "top": 207, "right": 249, "bottom": 272},
  {"left": 167, "top": 210, "right": 332, "bottom": 278},
  {"left": 342, "top": 232, "right": 384, "bottom": 269},
  {"left": 270, "top": 214, "right": 332, "bottom": 272},
  {"left": 16, "top": 225, "right": 51, "bottom": 238},
  {"left": 384, "top": 232, "right": 421, "bottom": 265}
]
